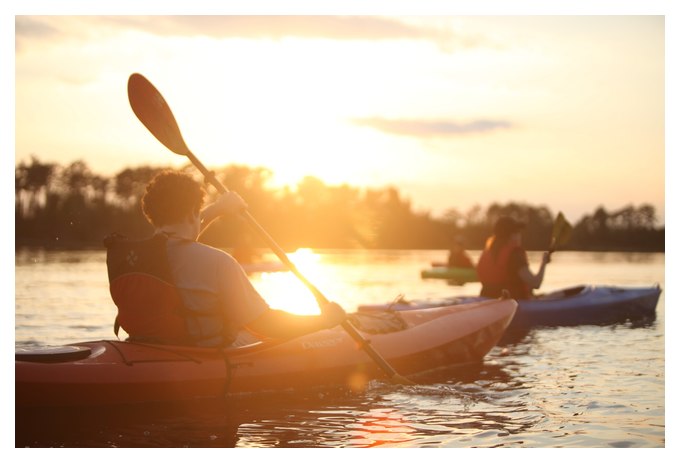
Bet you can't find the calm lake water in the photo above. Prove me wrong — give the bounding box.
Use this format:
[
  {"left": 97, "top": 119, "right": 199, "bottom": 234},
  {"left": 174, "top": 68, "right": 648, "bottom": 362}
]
[{"left": 14, "top": 248, "right": 666, "bottom": 448}]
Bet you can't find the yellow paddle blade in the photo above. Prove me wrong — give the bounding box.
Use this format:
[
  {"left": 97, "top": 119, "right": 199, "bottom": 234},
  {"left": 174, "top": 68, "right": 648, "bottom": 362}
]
[
  {"left": 127, "top": 73, "right": 192, "bottom": 157},
  {"left": 550, "top": 212, "right": 573, "bottom": 251}
]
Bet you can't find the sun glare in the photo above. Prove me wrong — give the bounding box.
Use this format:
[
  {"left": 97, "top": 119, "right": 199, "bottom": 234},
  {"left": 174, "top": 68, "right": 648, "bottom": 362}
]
[
  {"left": 132, "top": 36, "right": 429, "bottom": 192},
  {"left": 250, "top": 249, "right": 330, "bottom": 316}
]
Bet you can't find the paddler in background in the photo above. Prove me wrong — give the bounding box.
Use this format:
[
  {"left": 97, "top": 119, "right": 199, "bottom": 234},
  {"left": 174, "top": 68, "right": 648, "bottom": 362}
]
[
  {"left": 476, "top": 216, "right": 550, "bottom": 299},
  {"left": 447, "top": 235, "right": 474, "bottom": 269},
  {"left": 105, "top": 170, "right": 346, "bottom": 347}
]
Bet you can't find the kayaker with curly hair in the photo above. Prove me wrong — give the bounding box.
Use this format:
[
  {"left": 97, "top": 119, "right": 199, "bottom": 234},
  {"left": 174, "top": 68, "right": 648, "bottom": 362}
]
[
  {"left": 105, "top": 170, "right": 346, "bottom": 347},
  {"left": 476, "top": 216, "right": 550, "bottom": 299}
]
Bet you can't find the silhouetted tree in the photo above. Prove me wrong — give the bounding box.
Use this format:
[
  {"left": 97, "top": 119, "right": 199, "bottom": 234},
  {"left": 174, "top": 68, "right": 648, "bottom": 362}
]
[{"left": 15, "top": 156, "right": 664, "bottom": 252}]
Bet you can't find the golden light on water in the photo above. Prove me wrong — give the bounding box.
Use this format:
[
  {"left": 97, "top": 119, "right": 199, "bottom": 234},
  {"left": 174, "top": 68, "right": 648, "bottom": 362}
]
[
  {"left": 250, "top": 249, "right": 330, "bottom": 316},
  {"left": 288, "top": 248, "right": 321, "bottom": 270},
  {"left": 346, "top": 408, "right": 416, "bottom": 447}
]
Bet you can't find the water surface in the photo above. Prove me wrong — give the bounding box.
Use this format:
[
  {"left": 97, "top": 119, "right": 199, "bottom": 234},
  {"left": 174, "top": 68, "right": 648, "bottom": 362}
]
[{"left": 15, "top": 249, "right": 665, "bottom": 447}]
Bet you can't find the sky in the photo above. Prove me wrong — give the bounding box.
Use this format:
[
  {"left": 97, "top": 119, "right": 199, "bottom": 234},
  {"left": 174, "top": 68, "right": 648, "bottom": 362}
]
[{"left": 7, "top": 5, "right": 673, "bottom": 227}]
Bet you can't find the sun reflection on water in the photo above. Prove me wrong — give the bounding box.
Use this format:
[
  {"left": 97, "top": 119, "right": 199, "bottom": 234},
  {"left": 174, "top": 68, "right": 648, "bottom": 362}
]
[
  {"left": 338, "top": 407, "right": 416, "bottom": 448},
  {"left": 248, "top": 249, "right": 331, "bottom": 316}
]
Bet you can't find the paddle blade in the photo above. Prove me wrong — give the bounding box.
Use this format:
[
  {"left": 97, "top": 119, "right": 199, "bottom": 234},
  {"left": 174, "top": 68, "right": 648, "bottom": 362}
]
[
  {"left": 550, "top": 212, "right": 573, "bottom": 252},
  {"left": 127, "top": 73, "right": 191, "bottom": 156}
]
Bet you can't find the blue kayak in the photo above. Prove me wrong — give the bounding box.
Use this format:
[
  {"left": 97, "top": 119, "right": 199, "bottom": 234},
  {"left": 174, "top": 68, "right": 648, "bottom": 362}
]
[{"left": 358, "top": 285, "right": 661, "bottom": 329}]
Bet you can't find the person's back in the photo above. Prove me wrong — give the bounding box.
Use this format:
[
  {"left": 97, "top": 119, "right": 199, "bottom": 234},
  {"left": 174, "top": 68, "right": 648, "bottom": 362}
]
[
  {"left": 165, "top": 238, "right": 269, "bottom": 346},
  {"left": 476, "top": 217, "right": 550, "bottom": 300},
  {"left": 476, "top": 236, "right": 531, "bottom": 299},
  {"left": 105, "top": 233, "right": 198, "bottom": 345}
]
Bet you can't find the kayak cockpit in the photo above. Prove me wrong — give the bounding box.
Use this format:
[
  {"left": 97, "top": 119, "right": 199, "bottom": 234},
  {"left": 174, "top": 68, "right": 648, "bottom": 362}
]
[{"left": 15, "top": 345, "right": 93, "bottom": 363}]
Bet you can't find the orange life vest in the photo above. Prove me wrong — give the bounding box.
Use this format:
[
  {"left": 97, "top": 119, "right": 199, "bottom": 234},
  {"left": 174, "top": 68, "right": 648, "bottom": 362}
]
[
  {"left": 105, "top": 233, "right": 195, "bottom": 344},
  {"left": 476, "top": 240, "right": 531, "bottom": 299}
]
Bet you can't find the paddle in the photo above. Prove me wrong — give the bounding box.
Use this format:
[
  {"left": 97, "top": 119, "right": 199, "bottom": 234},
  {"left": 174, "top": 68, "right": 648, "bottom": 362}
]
[
  {"left": 127, "top": 73, "right": 413, "bottom": 386},
  {"left": 549, "top": 212, "right": 573, "bottom": 254}
]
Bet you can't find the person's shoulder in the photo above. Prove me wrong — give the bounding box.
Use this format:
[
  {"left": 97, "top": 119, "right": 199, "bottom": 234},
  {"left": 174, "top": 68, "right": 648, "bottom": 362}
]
[
  {"left": 174, "top": 241, "right": 238, "bottom": 265},
  {"left": 203, "top": 243, "right": 238, "bottom": 261}
]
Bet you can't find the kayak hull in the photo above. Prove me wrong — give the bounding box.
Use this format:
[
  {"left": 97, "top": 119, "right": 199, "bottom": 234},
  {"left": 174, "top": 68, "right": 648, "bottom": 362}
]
[
  {"left": 359, "top": 285, "right": 661, "bottom": 329},
  {"left": 16, "top": 299, "right": 516, "bottom": 408}
]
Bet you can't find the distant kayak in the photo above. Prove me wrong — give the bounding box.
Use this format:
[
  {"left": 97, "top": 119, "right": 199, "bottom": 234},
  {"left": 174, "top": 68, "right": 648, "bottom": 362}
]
[
  {"left": 359, "top": 284, "right": 661, "bottom": 329},
  {"left": 420, "top": 265, "right": 478, "bottom": 283},
  {"left": 16, "top": 298, "right": 516, "bottom": 408}
]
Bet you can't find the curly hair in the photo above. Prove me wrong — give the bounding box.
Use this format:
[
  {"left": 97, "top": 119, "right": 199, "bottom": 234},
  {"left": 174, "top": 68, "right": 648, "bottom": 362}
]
[{"left": 141, "top": 170, "right": 206, "bottom": 227}]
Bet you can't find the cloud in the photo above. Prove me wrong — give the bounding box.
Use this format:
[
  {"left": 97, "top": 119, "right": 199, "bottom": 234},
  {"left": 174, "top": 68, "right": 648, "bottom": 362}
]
[
  {"left": 16, "top": 16, "right": 483, "bottom": 51},
  {"left": 15, "top": 16, "right": 58, "bottom": 39},
  {"left": 352, "top": 117, "right": 514, "bottom": 138},
  {"left": 15, "top": 16, "right": 60, "bottom": 51},
  {"left": 121, "top": 16, "right": 432, "bottom": 40}
]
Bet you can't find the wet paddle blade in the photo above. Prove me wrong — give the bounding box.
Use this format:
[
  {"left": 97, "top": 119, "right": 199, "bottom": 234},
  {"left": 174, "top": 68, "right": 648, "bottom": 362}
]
[{"left": 127, "top": 73, "right": 191, "bottom": 156}]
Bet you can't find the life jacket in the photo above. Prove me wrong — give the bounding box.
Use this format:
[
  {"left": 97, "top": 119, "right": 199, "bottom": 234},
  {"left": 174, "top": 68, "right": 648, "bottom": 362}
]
[
  {"left": 104, "top": 233, "right": 196, "bottom": 345},
  {"left": 476, "top": 240, "right": 531, "bottom": 299}
]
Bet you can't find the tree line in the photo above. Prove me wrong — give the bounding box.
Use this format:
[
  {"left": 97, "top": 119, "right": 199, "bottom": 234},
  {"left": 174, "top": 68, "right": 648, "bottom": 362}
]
[{"left": 15, "top": 156, "right": 664, "bottom": 252}]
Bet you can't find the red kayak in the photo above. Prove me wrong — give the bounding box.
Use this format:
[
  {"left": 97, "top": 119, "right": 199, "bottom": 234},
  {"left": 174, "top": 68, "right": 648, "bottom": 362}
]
[{"left": 16, "top": 299, "right": 516, "bottom": 408}]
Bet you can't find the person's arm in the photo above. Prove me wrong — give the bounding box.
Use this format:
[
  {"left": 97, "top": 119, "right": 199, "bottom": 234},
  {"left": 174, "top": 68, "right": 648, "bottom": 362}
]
[
  {"left": 245, "top": 302, "right": 347, "bottom": 340},
  {"left": 215, "top": 253, "right": 346, "bottom": 341},
  {"left": 519, "top": 251, "right": 551, "bottom": 289},
  {"left": 199, "top": 191, "right": 247, "bottom": 233}
]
